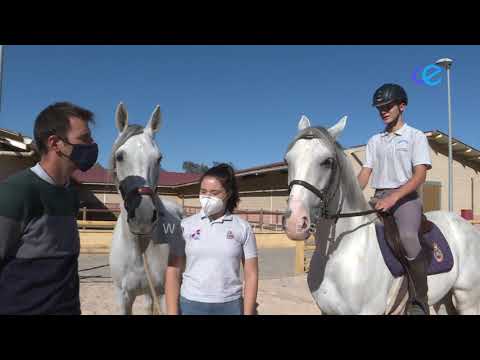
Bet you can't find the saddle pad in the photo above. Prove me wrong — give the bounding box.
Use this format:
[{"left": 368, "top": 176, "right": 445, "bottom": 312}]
[{"left": 375, "top": 222, "right": 454, "bottom": 278}]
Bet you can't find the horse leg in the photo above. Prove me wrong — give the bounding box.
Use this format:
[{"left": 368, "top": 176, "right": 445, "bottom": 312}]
[
  {"left": 159, "top": 294, "right": 167, "bottom": 315},
  {"left": 144, "top": 292, "right": 164, "bottom": 315},
  {"left": 116, "top": 286, "right": 135, "bottom": 315},
  {"left": 433, "top": 290, "right": 457, "bottom": 315},
  {"left": 452, "top": 288, "right": 480, "bottom": 315},
  {"left": 144, "top": 294, "right": 154, "bottom": 315}
]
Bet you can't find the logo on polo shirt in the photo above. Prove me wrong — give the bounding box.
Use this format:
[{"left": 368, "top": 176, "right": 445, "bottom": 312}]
[
  {"left": 226, "top": 230, "right": 234, "bottom": 240},
  {"left": 396, "top": 139, "right": 410, "bottom": 152},
  {"left": 191, "top": 229, "right": 201, "bottom": 240}
]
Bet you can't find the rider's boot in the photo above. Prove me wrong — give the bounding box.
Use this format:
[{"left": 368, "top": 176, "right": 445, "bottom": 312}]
[{"left": 405, "top": 248, "right": 430, "bottom": 315}]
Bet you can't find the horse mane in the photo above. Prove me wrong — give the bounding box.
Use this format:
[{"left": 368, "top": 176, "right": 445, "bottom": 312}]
[
  {"left": 285, "top": 126, "right": 344, "bottom": 156},
  {"left": 109, "top": 124, "right": 145, "bottom": 184}
]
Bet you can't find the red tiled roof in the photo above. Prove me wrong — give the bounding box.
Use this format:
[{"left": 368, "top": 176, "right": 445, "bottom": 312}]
[
  {"left": 236, "top": 161, "right": 286, "bottom": 175},
  {"left": 157, "top": 172, "right": 202, "bottom": 186},
  {"left": 71, "top": 164, "right": 113, "bottom": 184},
  {"left": 71, "top": 164, "right": 201, "bottom": 187}
]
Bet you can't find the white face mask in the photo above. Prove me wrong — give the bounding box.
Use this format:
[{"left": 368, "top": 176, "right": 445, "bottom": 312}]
[{"left": 199, "top": 195, "right": 226, "bottom": 216}]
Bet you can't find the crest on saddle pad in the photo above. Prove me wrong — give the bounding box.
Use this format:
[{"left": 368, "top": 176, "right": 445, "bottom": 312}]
[
  {"left": 375, "top": 222, "right": 454, "bottom": 278},
  {"left": 433, "top": 242, "right": 444, "bottom": 263}
]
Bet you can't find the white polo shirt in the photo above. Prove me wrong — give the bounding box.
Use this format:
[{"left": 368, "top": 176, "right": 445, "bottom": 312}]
[
  {"left": 170, "top": 210, "right": 258, "bottom": 303},
  {"left": 363, "top": 123, "right": 432, "bottom": 189}
]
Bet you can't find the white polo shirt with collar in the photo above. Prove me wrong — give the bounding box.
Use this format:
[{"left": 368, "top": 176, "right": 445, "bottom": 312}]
[
  {"left": 363, "top": 123, "right": 432, "bottom": 189},
  {"left": 171, "top": 210, "right": 258, "bottom": 303}
]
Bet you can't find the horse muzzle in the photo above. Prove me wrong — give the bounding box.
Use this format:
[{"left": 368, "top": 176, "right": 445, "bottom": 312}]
[
  {"left": 121, "top": 186, "right": 160, "bottom": 234},
  {"left": 283, "top": 200, "right": 312, "bottom": 240}
]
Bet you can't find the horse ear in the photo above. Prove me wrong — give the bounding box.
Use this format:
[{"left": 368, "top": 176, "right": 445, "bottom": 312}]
[
  {"left": 327, "top": 116, "right": 347, "bottom": 140},
  {"left": 298, "top": 115, "right": 311, "bottom": 131},
  {"left": 146, "top": 105, "right": 162, "bottom": 135},
  {"left": 115, "top": 102, "right": 128, "bottom": 133}
]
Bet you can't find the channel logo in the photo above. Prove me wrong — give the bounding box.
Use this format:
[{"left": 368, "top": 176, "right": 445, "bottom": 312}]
[{"left": 412, "top": 64, "right": 443, "bottom": 87}]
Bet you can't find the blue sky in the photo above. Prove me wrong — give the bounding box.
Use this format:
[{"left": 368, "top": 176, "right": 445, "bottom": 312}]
[{"left": 0, "top": 45, "right": 478, "bottom": 172}]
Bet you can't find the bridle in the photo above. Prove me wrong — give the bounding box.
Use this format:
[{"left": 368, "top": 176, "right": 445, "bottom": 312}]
[{"left": 287, "top": 128, "right": 379, "bottom": 224}]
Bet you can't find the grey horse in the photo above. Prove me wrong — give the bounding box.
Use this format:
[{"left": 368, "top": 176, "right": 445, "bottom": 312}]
[
  {"left": 109, "top": 103, "right": 183, "bottom": 315},
  {"left": 284, "top": 115, "right": 480, "bottom": 314}
]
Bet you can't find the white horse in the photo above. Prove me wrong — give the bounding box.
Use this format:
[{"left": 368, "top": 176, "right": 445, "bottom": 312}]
[
  {"left": 109, "top": 103, "right": 184, "bottom": 315},
  {"left": 283, "top": 115, "right": 480, "bottom": 315}
]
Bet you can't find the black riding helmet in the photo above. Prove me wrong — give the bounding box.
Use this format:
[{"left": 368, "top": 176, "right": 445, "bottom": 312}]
[{"left": 372, "top": 83, "right": 408, "bottom": 107}]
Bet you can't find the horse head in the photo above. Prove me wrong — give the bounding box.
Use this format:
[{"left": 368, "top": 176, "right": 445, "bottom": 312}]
[
  {"left": 110, "top": 102, "right": 163, "bottom": 236},
  {"left": 283, "top": 114, "right": 347, "bottom": 240}
]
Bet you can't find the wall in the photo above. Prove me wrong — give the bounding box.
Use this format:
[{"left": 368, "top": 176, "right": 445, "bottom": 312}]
[
  {"left": 93, "top": 192, "right": 122, "bottom": 205},
  {"left": 238, "top": 192, "right": 288, "bottom": 212},
  {"left": 427, "top": 146, "right": 480, "bottom": 216},
  {"left": 346, "top": 147, "right": 376, "bottom": 201},
  {"left": 349, "top": 144, "right": 480, "bottom": 217}
]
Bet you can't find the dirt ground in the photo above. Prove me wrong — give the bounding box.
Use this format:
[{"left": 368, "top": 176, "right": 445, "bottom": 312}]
[
  {"left": 79, "top": 224, "right": 480, "bottom": 315},
  {"left": 79, "top": 274, "right": 321, "bottom": 315},
  {"left": 78, "top": 251, "right": 320, "bottom": 315}
]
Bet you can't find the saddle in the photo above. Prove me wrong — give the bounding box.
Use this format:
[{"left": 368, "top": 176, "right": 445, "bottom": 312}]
[
  {"left": 419, "top": 214, "right": 434, "bottom": 235},
  {"left": 380, "top": 211, "right": 434, "bottom": 265},
  {"left": 375, "top": 205, "right": 454, "bottom": 277},
  {"left": 372, "top": 203, "right": 453, "bottom": 278},
  {"left": 370, "top": 198, "right": 453, "bottom": 314}
]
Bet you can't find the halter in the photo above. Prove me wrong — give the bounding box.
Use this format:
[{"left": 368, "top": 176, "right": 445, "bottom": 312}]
[{"left": 114, "top": 157, "right": 164, "bottom": 236}]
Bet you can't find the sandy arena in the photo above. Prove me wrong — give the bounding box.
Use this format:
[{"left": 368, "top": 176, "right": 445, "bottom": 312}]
[{"left": 79, "top": 250, "right": 321, "bottom": 315}]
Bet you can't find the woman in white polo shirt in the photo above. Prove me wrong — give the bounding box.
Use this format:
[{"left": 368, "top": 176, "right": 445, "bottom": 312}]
[
  {"left": 165, "top": 163, "right": 258, "bottom": 315},
  {"left": 357, "top": 83, "right": 432, "bottom": 315}
]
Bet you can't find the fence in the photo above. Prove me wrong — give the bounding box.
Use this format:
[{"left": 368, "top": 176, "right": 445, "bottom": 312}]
[
  {"left": 78, "top": 206, "right": 286, "bottom": 232},
  {"left": 77, "top": 207, "right": 120, "bottom": 230},
  {"left": 183, "top": 206, "right": 285, "bottom": 232}
]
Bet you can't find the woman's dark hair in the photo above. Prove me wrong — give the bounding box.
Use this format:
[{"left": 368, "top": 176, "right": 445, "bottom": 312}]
[
  {"left": 34, "top": 101, "right": 95, "bottom": 155},
  {"left": 200, "top": 163, "right": 239, "bottom": 213}
]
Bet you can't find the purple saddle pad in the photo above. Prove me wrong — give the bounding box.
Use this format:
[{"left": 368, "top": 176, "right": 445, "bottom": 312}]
[{"left": 375, "top": 222, "right": 454, "bottom": 278}]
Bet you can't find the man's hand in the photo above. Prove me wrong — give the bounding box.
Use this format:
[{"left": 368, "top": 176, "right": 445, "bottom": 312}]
[{"left": 374, "top": 192, "right": 400, "bottom": 212}]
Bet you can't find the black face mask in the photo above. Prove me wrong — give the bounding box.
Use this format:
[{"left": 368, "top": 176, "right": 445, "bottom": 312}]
[{"left": 59, "top": 137, "right": 99, "bottom": 172}]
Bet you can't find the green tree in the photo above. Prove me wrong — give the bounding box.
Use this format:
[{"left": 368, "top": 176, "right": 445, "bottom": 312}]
[{"left": 182, "top": 161, "right": 209, "bottom": 174}]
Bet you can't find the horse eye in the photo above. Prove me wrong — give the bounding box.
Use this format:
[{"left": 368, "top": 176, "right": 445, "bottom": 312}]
[
  {"left": 322, "top": 158, "right": 333, "bottom": 167},
  {"left": 116, "top": 152, "right": 124, "bottom": 162},
  {"left": 157, "top": 155, "right": 163, "bottom": 164}
]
